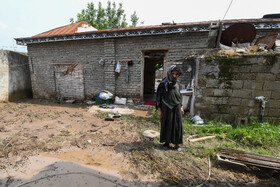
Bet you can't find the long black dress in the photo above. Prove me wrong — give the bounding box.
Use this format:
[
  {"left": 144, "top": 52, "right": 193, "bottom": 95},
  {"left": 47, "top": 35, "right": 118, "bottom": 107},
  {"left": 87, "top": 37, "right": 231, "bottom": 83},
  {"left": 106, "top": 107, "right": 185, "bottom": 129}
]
[{"left": 156, "top": 79, "right": 183, "bottom": 145}]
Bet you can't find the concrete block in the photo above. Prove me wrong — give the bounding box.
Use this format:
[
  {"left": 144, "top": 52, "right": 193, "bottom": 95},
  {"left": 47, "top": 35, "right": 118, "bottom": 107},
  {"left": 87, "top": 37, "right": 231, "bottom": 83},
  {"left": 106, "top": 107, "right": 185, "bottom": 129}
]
[
  {"left": 231, "top": 80, "right": 243, "bottom": 89},
  {"left": 267, "top": 108, "right": 280, "bottom": 117},
  {"left": 228, "top": 97, "right": 242, "bottom": 106},
  {"left": 243, "top": 80, "right": 263, "bottom": 90},
  {"left": 213, "top": 89, "right": 232, "bottom": 96},
  {"left": 251, "top": 65, "right": 272, "bottom": 73},
  {"left": 232, "top": 89, "right": 252, "bottom": 98},
  {"left": 206, "top": 79, "right": 219, "bottom": 88},
  {"left": 241, "top": 99, "right": 256, "bottom": 107},
  {"left": 256, "top": 73, "right": 276, "bottom": 81},
  {"left": 252, "top": 90, "right": 271, "bottom": 98},
  {"left": 263, "top": 81, "right": 280, "bottom": 91}
]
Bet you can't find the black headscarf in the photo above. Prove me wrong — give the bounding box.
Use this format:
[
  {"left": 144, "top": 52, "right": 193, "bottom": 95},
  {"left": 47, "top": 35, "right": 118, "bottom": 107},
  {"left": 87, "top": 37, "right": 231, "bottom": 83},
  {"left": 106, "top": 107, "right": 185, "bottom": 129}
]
[{"left": 163, "top": 65, "right": 182, "bottom": 92}]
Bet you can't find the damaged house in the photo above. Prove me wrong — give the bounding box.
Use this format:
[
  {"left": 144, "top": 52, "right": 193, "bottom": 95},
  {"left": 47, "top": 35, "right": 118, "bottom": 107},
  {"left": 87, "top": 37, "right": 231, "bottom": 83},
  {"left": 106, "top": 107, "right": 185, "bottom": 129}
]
[{"left": 15, "top": 18, "right": 280, "bottom": 122}]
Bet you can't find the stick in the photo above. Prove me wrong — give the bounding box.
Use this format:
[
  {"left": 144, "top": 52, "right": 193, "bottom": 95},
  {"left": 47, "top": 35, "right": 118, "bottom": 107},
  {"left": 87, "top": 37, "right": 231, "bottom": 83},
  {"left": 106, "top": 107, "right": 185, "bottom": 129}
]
[
  {"left": 196, "top": 155, "right": 211, "bottom": 187},
  {"left": 188, "top": 135, "right": 216, "bottom": 142}
]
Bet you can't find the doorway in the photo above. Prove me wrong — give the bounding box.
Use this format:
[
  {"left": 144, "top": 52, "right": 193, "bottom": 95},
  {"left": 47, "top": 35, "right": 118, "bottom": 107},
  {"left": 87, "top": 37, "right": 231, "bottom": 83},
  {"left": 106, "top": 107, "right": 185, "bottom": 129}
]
[{"left": 142, "top": 50, "right": 168, "bottom": 103}]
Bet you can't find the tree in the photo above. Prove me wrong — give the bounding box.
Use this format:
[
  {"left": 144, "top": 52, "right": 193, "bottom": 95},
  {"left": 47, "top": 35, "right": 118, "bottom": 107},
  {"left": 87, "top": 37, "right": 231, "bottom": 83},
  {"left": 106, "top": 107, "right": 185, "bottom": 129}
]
[
  {"left": 130, "top": 11, "right": 139, "bottom": 27},
  {"left": 70, "top": 1, "right": 139, "bottom": 30}
]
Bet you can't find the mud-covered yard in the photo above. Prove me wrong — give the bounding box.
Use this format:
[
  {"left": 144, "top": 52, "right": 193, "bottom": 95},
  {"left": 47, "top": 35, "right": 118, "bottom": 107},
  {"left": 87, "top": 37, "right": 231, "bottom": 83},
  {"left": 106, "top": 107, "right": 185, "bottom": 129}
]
[{"left": 0, "top": 99, "right": 279, "bottom": 187}]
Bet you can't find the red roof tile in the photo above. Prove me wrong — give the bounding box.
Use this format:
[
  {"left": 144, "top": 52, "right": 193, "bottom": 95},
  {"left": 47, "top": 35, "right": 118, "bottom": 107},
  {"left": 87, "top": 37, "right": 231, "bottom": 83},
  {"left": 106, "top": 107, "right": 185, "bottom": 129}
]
[{"left": 33, "top": 21, "right": 93, "bottom": 37}]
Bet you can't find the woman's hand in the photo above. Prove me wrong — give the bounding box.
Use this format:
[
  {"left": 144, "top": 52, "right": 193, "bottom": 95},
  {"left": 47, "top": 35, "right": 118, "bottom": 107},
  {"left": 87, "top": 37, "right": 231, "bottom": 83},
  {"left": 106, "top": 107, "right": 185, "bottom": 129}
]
[
  {"left": 158, "top": 108, "right": 163, "bottom": 119},
  {"left": 181, "top": 106, "right": 184, "bottom": 115}
]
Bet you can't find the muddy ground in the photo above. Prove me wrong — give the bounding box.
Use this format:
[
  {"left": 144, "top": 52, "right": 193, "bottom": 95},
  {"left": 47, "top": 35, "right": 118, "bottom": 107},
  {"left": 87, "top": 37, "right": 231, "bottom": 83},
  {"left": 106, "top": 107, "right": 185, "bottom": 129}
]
[{"left": 0, "top": 99, "right": 279, "bottom": 187}]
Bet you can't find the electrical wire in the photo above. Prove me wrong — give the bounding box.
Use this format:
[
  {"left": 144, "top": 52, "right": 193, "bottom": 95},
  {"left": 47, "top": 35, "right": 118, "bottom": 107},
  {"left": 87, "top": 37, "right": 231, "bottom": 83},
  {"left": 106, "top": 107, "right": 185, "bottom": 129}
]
[{"left": 222, "top": 0, "right": 234, "bottom": 21}]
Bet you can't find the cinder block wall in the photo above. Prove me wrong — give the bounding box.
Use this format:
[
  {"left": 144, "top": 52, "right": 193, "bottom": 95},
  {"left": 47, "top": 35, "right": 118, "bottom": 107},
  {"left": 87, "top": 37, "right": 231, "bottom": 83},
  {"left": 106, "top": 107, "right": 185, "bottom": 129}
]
[
  {"left": 195, "top": 54, "right": 280, "bottom": 122},
  {"left": 27, "top": 31, "right": 209, "bottom": 99},
  {"left": 0, "top": 50, "right": 32, "bottom": 102}
]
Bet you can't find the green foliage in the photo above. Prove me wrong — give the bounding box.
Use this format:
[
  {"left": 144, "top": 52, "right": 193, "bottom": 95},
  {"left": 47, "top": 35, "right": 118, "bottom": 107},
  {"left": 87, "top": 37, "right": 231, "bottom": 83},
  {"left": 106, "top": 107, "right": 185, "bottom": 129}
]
[
  {"left": 70, "top": 1, "right": 140, "bottom": 29},
  {"left": 182, "top": 117, "right": 280, "bottom": 155},
  {"left": 150, "top": 108, "right": 160, "bottom": 123},
  {"left": 227, "top": 120, "right": 280, "bottom": 148},
  {"left": 130, "top": 11, "right": 139, "bottom": 27}
]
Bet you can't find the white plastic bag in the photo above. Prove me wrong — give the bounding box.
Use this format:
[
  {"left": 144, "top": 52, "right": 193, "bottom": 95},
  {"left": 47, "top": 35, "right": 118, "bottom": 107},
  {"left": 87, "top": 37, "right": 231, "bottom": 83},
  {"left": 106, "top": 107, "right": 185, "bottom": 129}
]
[
  {"left": 191, "top": 115, "right": 204, "bottom": 124},
  {"left": 99, "top": 90, "right": 113, "bottom": 100},
  {"left": 114, "top": 96, "right": 126, "bottom": 105},
  {"left": 115, "top": 62, "right": 121, "bottom": 73}
]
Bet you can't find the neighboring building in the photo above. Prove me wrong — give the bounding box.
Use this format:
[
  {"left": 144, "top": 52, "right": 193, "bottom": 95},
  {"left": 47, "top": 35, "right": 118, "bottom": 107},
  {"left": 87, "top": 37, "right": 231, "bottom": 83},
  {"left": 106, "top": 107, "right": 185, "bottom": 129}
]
[
  {"left": 0, "top": 50, "right": 32, "bottom": 102},
  {"left": 15, "top": 18, "right": 280, "bottom": 122}
]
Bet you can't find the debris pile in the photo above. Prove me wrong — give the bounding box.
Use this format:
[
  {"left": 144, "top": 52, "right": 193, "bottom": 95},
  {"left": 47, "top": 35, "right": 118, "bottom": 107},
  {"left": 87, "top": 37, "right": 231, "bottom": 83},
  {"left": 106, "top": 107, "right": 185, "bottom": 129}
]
[
  {"left": 217, "top": 147, "right": 280, "bottom": 171},
  {"left": 216, "top": 23, "right": 280, "bottom": 55}
]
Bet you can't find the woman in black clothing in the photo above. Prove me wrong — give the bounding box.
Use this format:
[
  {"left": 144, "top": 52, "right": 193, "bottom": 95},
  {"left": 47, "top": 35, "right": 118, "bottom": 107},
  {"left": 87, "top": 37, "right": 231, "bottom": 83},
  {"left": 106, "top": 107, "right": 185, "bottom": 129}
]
[{"left": 155, "top": 65, "right": 184, "bottom": 152}]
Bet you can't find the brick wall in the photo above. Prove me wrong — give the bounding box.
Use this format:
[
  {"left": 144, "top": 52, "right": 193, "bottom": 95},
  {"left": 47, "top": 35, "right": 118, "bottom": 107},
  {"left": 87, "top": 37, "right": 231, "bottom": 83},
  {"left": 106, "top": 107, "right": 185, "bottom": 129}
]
[
  {"left": 27, "top": 31, "right": 209, "bottom": 99},
  {"left": 195, "top": 54, "right": 280, "bottom": 122}
]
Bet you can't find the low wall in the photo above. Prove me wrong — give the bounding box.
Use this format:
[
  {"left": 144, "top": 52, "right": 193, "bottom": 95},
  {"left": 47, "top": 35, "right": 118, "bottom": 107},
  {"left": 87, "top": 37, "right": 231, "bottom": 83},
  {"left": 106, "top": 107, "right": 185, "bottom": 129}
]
[
  {"left": 195, "top": 53, "right": 280, "bottom": 123},
  {"left": 0, "top": 50, "right": 32, "bottom": 102}
]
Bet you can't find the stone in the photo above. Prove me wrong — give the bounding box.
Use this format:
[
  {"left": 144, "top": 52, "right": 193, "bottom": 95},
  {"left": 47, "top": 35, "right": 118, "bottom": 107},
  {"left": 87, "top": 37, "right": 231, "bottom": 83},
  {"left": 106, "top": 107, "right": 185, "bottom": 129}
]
[{"left": 142, "top": 130, "right": 160, "bottom": 138}]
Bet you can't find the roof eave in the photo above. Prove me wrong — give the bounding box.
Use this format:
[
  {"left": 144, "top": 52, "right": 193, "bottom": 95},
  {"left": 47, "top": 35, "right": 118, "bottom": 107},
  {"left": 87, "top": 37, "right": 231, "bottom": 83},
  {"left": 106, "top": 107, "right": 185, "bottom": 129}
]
[{"left": 15, "top": 18, "right": 280, "bottom": 46}]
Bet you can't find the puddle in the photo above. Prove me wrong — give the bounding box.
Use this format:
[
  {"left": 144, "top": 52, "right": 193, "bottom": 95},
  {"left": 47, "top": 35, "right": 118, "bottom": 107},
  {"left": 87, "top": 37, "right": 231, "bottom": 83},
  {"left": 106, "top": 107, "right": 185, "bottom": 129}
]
[{"left": 41, "top": 150, "right": 122, "bottom": 170}]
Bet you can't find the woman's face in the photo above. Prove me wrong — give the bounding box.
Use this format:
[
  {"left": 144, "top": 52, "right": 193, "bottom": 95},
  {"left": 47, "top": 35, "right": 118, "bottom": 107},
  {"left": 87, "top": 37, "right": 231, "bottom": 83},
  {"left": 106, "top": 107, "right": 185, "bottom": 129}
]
[{"left": 171, "top": 70, "right": 179, "bottom": 79}]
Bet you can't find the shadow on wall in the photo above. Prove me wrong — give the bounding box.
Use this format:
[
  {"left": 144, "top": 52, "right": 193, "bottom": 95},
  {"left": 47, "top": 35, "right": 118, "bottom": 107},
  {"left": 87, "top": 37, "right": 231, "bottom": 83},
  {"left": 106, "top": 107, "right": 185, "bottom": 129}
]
[{"left": 0, "top": 50, "right": 32, "bottom": 102}]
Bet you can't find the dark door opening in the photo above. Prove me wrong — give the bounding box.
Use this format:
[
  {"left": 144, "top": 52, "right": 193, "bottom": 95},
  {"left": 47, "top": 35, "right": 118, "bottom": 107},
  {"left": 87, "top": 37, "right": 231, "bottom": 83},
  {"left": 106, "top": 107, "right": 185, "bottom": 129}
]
[{"left": 143, "top": 50, "right": 167, "bottom": 102}]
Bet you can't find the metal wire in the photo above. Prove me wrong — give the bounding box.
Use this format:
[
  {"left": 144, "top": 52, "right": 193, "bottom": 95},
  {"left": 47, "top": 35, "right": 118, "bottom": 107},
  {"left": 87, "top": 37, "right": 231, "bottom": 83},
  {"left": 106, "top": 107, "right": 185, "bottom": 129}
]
[{"left": 222, "top": 0, "right": 234, "bottom": 21}]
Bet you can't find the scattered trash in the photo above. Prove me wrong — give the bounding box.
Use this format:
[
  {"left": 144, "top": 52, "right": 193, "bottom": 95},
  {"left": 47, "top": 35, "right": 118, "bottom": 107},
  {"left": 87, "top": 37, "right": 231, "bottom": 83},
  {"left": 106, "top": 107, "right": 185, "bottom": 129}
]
[
  {"left": 191, "top": 115, "right": 204, "bottom": 124},
  {"left": 65, "top": 100, "right": 76, "bottom": 104},
  {"left": 98, "top": 90, "right": 113, "bottom": 100},
  {"left": 255, "top": 96, "right": 268, "bottom": 122},
  {"left": 254, "top": 33, "right": 279, "bottom": 50},
  {"left": 105, "top": 114, "right": 114, "bottom": 121},
  {"left": 99, "top": 104, "right": 115, "bottom": 109},
  {"left": 114, "top": 96, "right": 127, "bottom": 105},
  {"left": 132, "top": 98, "right": 141, "bottom": 105},
  {"left": 115, "top": 61, "right": 121, "bottom": 73},
  {"left": 113, "top": 111, "right": 121, "bottom": 118},
  {"left": 86, "top": 100, "right": 95, "bottom": 105},
  {"left": 142, "top": 130, "right": 160, "bottom": 138},
  {"left": 126, "top": 99, "right": 134, "bottom": 105}
]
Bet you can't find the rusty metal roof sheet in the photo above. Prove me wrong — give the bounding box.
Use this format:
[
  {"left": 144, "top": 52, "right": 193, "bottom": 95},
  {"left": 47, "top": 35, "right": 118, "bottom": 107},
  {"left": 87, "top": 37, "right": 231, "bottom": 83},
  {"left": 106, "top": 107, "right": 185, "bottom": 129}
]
[
  {"left": 220, "top": 23, "right": 256, "bottom": 46},
  {"left": 254, "top": 33, "right": 279, "bottom": 50},
  {"left": 15, "top": 18, "right": 280, "bottom": 46},
  {"left": 33, "top": 21, "right": 93, "bottom": 37}
]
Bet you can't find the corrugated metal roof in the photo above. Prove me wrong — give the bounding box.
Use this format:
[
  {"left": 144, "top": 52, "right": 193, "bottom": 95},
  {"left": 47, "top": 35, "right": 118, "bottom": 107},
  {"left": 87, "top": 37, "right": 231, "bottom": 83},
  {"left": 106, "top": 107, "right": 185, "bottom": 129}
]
[
  {"left": 15, "top": 18, "right": 280, "bottom": 46},
  {"left": 33, "top": 21, "right": 94, "bottom": 37},
  {"left": 32, "top": 18, "right": 280, "bottom": 38}
]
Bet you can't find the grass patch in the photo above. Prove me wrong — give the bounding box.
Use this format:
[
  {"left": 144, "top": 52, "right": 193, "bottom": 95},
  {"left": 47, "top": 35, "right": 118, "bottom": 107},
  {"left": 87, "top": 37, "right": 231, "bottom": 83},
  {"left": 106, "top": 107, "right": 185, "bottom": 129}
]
[{"left": 119, "top": 111, "right": 280, "bottom": 185}]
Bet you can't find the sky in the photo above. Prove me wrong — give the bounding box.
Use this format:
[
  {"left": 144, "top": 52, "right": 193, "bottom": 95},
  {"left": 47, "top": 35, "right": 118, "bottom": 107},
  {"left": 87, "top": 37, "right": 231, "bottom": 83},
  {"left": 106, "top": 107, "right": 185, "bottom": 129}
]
[{"left": 0, "top": 0, "right": 279, "bottom": 52}]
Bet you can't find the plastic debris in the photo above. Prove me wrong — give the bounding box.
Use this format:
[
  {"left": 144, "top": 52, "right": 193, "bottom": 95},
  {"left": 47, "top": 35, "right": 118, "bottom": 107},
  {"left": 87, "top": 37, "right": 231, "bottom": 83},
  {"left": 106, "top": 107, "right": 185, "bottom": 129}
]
[
  {"left": 114, "top": 96, "right": 127, "bottom": 105},
  {"left": 98, "top": 90, "right": 113, "bottom": 100},
  {"left": 191, "top": 115, "right": 204, "bottom": 124}
]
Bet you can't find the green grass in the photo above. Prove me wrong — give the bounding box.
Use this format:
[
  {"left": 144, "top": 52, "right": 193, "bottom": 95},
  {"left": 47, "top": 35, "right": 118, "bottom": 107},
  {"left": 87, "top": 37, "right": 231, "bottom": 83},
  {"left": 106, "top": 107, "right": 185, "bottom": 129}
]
[
  {"left": 121, "top": 111, "right": 280, "bottom": 185},
  {"left": 148, "top": 110, "right": 280, "bottom": 156}
]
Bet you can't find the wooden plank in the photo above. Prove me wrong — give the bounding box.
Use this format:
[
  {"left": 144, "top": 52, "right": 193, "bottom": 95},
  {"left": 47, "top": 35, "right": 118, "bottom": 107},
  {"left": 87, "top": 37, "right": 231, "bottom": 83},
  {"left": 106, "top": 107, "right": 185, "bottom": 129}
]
[
  {"left": 218, "top": 147, "right": 280, "bottom": 170},
  {"left": 219, "top": 147, "right": 280, "bottom": 164},
  {"left": 188, "top": 135, "right": 216, "bottom": 142}
]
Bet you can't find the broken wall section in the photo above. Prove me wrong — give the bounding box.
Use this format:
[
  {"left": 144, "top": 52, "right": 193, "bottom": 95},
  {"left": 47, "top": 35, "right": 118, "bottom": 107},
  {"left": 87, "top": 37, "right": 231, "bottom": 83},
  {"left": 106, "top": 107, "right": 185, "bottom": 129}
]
[
  {"left": 0, "top": 50, "right": 32, "bottom": 102},
  {"left": 195, "top": 54, "right": 280, "bottom": 122}
]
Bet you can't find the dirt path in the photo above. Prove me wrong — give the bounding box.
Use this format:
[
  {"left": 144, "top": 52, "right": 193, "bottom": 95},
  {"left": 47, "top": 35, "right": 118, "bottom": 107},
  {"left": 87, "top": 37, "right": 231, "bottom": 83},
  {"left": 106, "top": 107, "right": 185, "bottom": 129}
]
[
  {"left": 0, "top": 99, "right": 157, "bottom": 187},
  {"left": 0, "top": 99, "right": 279, "bottom": 187}
]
